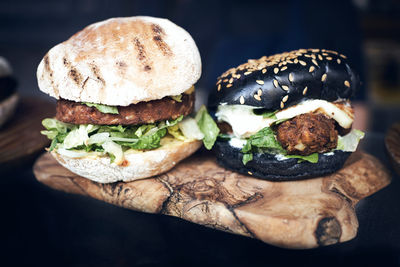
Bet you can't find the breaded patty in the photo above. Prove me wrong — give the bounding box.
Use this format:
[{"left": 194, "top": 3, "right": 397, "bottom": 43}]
[
  {"left": 56, "top": 93, "right": 195, "bottom": 125},
  {"left": 276, "top": 113, "right": 338, "bottom": 155}
]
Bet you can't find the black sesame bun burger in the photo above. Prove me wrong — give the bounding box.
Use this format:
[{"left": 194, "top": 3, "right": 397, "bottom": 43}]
[
  {"left": 208, "top": 49, "right": 365, "bottom": 181},
  {"left": 38, "top": 16, "right": 216, "bottom": 183},
  {"left": 0, "top": 56, "right": 18, "bottom": 128}
]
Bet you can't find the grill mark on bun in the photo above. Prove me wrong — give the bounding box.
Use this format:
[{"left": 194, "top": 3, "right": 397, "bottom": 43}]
[
  {"left": 43, "top": 54, "right": 59, "bottom": 96},
  {"left": 90, "top": 64, "right": 105, "bottom": 85},
  {"left": 133, "top": 37, "right": 152, "bottom": 71},
  {"left": 151, "top": 23, "right": 172, "bottom": 56}
]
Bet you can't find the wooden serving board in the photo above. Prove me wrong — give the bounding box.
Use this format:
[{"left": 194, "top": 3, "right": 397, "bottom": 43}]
[
  {"left": 33, "top": 151, "right": 390, "bottom": 249},
  {"left": 0, "top": 97, "right": 55, "bottom": 170},
  {"left": 385, "top": 122, "right": 400, "bottom": 176}
]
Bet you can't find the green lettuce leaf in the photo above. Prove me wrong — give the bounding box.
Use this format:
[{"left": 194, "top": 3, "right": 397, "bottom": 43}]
[
  {"left": 240, "top": 126, "right": 285, "bottom": 165},
  {"left": 195, "top": 105, "right": 219, "bottom": 150},
  {"left": 84, "top": 102, "right": 119, "bottom": 114},
  {"left": 337, "top": 129, "right": 365, "bottom": 152},
  {"left": 286, "top": 153, "right": 319, "bottom": 163},
  {"left": 253, "top": 109, "right": 277, "bottom": 119},
  {"left": 170, "top": 94, "right": 183, "bottom": 102}
]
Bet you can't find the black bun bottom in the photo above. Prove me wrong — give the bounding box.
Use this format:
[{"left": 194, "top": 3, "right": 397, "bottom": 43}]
[{"left": 214, "top": 140, "right": 351, "bottom": 181}]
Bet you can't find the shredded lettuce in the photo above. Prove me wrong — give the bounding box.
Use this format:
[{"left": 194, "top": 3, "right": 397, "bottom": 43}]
[
  {"left": 286, "top": 153, "right": 319, "bottom": 163},
  {"left": 253, "top": 109, "right": 277, "bottom": 119},
  {"left": 179, "top": 117, "right": 204, "bottom": 140},
  {"left": 170, "top": 94, "right": 183, "bottom": 102},
  {"left": 337, "top": 129, "right": 365, "bottom": 152},
  {"left": 195, "top": 105, "right": 219, "bottom": 150},
  {"left": 84, "top": 102, "right": 119, "bottom": 114},
  {"left": 241, "top": 127, "right": 285, "bottom": 165}
]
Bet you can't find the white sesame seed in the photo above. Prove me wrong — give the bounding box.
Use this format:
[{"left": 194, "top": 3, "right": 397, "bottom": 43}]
[
  {"left": 282, "top": 85, "right": 289, "bottom": 91},
  {"left": 337, "top": 59, "right": 341, "bottom": 64},
  {"left": 299, "top": 60, "right": 307, "bottom": 66},
  {"left": 294, "top": 59, "right": 299, "bottom": 64},
  {"left": 229, "top": 78, "right": 233, "bottom": 83},
  {"left": 226, "top": 84, "right": 232, "bottom": 88},
  {"left": 217, "top": 84, "right": 221, "bottom": 91},
  {"left": 256, "top": 80, "right": 264, "bottom": 85},
  {"left": 282, "top": 95, "right": 289, "bottom": 102},
  {"left": 280, "top": 101, "right": 284, "bottom": 108},
  {"left": 262, "top": 68, "right": 267, "bottom": 74},
  {"left": 326, "top": 57, "right": 333, "bottom": 60},
  {"left": 274, "top": 67, "right": 279, "bottom": 74},
  {"left": 289, "top": 73, "right": 294, "bottom": 82},
  {"left": 303, "top": 86, "right": 308, "bottom": 95},
  {"left": 309, "top": 66, "right": 315, "bottom": 72},
  {"left": 244, "top": 71, "right": 252, "bottom": 75},
  {"left": 258, "top": 89, "right": 262, "bottom": 96},
  {"left": 340, "top": 54, "right": 347, "bottom": 59},
  {"left": 248, "top": 171, "right": 253, "bottom": 175},
  {"left": 312, "top": 59, "right": 318, "bottom": 66},
  {"left": 322, "top": 73, "right": 327, "bottom": 82},
  {"left": 318, "top": 54, "right": 323, "bottom": 60},
  {"left": 281, "top": 66, "right": 288, "bottom": 71},
  {"left": 254, "top": 94, "right": 261, "bottom": 101},
  {"left": 344, "top": 80, "right": 350, "bottom": 87},
  {"left": 223, "top": 79, "right": 228, "bottom": 82},
  {"left": 273, "top": 79, "right": 279, "bottom": 88},
  {"left": 240, "top": 96, "right": 245, "bottom": 104}
]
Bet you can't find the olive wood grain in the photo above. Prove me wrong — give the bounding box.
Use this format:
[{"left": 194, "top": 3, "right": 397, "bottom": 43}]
[
  {"left": 33, "top": 151, "right": 390, "bottom": 249},
  {"left": 385, "top": 122, "right": 400, "bottom": 176},
  {"left": 0, "top": 98, "right": 55, "bottom": 169}
]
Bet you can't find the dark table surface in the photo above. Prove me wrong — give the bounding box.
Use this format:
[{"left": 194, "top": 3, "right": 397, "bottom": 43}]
[{"left": 1, "top": 133, "right": 399, "bottom": 267}]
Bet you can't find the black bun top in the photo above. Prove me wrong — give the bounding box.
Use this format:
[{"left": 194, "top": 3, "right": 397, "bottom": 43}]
[{"left": 208, "top": 49, "right": 360, "bottom": 110}]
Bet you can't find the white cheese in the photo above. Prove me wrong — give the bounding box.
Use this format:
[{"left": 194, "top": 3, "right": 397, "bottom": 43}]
[
  {"left": 216, "top": 99, "right": 354, "bottom": 138},
  {"left": 229, "top": 137, "right": 247, "bottom": 148}
]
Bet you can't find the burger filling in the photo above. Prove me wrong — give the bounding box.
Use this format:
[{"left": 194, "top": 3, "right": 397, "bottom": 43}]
[
  {"left": 215, "top": 99, "right": 364, "bottom": 165},
  {"left": 41, "top": 88, "right": 219, "bottom": 165}
]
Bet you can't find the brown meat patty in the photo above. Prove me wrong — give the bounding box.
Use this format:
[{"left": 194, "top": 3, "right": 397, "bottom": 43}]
[
  {"left": 276, "top": 113, "right": 338, "bottom": 155},
  {"left": 56, "top": 93, "right": 195, "bottom": 125}
]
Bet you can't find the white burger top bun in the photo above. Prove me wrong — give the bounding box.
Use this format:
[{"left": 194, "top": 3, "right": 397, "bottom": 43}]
[{"left": 37, "top": 16, "right": 202, "bottom": 106}]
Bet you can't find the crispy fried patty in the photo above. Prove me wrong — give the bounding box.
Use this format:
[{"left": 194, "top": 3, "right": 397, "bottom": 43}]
[
  {"left": 276, "top": 113, "right": 338, "bottom": 155},
  {"left": 56, "top": 93, "right": 195, "bottom": 125}
]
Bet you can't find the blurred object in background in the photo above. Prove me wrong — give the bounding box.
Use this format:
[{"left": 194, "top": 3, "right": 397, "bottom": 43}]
[
  {"left": 357, "top": 0, "right": 400, "bottom": 132},
  {"left": 0, "top": 56, "right": 18, "bottom": 128}
]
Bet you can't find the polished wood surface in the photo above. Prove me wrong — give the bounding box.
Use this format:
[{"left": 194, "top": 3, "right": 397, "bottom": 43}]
[
  {"left": 33, "top": 151, "right": 390, "bottom": 249},
  {"left": 0, "top": 97, "right": 55, "bottom": 169}
]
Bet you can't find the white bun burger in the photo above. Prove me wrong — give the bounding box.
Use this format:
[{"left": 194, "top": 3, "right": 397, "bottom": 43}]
[{"left": 38, "top": 16, "right": 217, "bottom": 183}]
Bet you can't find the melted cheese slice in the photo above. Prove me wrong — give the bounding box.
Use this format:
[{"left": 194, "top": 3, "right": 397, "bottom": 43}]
[{"left": 216, "top": 99, "right": 354, "bottom": 138}]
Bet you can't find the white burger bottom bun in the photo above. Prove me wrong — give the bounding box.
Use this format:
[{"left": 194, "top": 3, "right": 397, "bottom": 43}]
[
  {"left": 51, "top": 137, "right": 202, "bottom": 183},
  {"left": 0, "top": 92, "right": 18, "bottom": 128}
]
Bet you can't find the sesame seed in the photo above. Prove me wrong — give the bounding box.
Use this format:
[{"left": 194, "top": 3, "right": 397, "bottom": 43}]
[
  {"left": 281, "top": 66, "right": 288, "bottom": 71},
  {"left": 299, "top": 60, "right": 307, "bottom": 66},
  {"left": 256, "top": 80, "right": 264, "bottom": 85},
  {"left": 304, "top": 54, "right": 311, "bottom": 58},
  {"left": 229, "top": 78, "right": 233, "bottom": 83},
  {"left": 282, "top": 95, "right": 289, "bottom": 102},
  {"left": 223, "top": 79, "right": 228, "bottom": 82},
  {"left": 282, "top": 85, "right": 289, "bottom": 91},
  {"left": 309, "top": 66, "right": 315, "bottom": 72},
  {"left": 318, "top": 54, "right": 323, "bottom": 60},
  {"left": 216, "top": 80, "right": 221, "bottom": 85},
  {"left": 322, "top": 53, "right": 328, "bottom": 56},
  {"left": 312, "top": 59, "right": 319, "bottom": 66},
  {"left": 273, "top": 79, "right": 279, "bottom": 88},
  {"left": 237, "top": 74, "right": 241, "bottom": 78},
  {"left": 258, "top": 89, "right": 262, "bottom": 96},
  {"left": 262, "top": 68, "right": 267, "bottom": 74},
  {"left": 240, "top": 96, "right": 245, "bottom": 104},
  {"left": 254, "top": 94, "right": 261, "bottom": 101},
  {"left": 322, "top": 73, "right": 327, "bottom": 82},
  {"left": 303, "top": 86, "right": 308, "bottom": 95},
  {"left": 289, "top": 73, "right": 294, "bottom": 82},
  {"left": 337, "top": 59, "right": 341, "bottom": 64},
  {"left": 226, "top": 84, "right": 232, "bottom": 88},
  {"left": 326, "top": 57, "right": 333, "bottom": 60},
  {"left": 280, "top": 101, "right": 284, "bottom": 108},
  {"left": 217, "top": 84, "right": 221, "bottom": 91},
  {"left": 274, "top": 67, "right": 279, "bottom": 74},
  {"left": 244, "top": 71, "right": 252, "bottom": 75},
  {"left": 311, "top": 54, "right": 316, "bottom": 59},
  {"left": 294, "top": 59, "right": 299, "bottom": 64},
  {"left": 340, "top": 54, "right": 347, "bottom": 59},
  {"left": 344, "top": 80, "right": 350, "bottom": 87},
  {"left": 248, "top": 171, "right": 253, "bottom": 175}
]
